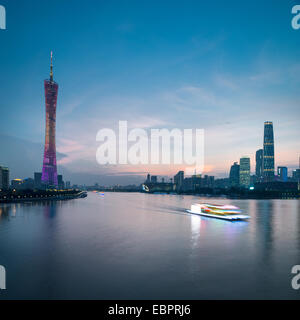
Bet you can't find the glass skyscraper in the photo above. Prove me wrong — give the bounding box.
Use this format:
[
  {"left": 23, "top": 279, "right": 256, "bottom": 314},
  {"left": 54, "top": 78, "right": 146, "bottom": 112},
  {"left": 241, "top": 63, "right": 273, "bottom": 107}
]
[
  {"left": 263, "top": 121, "right": 275, "bottom": 181},
  {"left": 229, "top": 162, "right": 240, "bottom": 187},
  {"left": 255, "top": 149, "right": 263, "bottom": 179},
  {"left": 41, "top": 52, "right": 59, "bottom": 187},
  {"left": 239, "top": 157, "right": 250, "bottom": 188}
]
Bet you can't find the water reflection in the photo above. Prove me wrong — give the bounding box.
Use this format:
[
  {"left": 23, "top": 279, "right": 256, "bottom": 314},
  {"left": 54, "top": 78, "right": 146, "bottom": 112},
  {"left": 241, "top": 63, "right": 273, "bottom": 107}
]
[
  {"left": 254, "top": 200, "right": 274, "bottom": 266},
  {"left": 0, "top": 201, "right": 62, "bottom": 221},
  {"left": 190, "top": 215, "right": 201, "bottom": 247},
  {"left": 0, "top": 205, "right": 11, "bottom": 220},
  {"left": 43, "top": 202, "right": 58, "bottom": 219}
]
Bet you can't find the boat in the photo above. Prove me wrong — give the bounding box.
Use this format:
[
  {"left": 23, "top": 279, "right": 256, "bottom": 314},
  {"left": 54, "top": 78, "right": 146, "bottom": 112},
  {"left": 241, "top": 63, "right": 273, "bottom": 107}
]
[{"left": 186, "top": 203, "right": 249, "bottom": 221}]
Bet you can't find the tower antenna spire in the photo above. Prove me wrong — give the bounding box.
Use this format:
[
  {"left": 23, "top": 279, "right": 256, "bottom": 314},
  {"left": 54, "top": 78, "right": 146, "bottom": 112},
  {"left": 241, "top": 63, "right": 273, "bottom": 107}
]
[{"left": 50, "top": 51, "right": 53, "bottom": 82}]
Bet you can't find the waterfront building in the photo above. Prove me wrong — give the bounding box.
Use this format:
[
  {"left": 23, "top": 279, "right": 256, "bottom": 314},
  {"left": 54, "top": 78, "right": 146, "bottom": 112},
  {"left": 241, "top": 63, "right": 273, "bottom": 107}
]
[
  {"left": 292, "top": 169, "right": 300, "bottom": 181},
  {"left": 256, "top": 149, "right": 263, "bottom": 179},
  {"left": 214, "top": 178, "right": 230, "bottom": 189},
  {"left": 229, "top": 162, "right": 240, "bottom": 187},
  {"left": 150, "top": 175, "right": 157, "bottom": 183},
  {"left": 41, "top": 52, "right": 59, "bottom": 187},
  {"left": 0, "top": 166, "right": 9, "bottom": 190},
  {"left": 174, "top": 171, "right": 184, "bottom": 191},
  {"left": 22, "top": 178, "right": 34, "bottom": 190},
  {"left": 263, "top": 121, "right": 275, "bottom": 181},
  {"left": 255, "top": 181, "right": 298, "bottom": 192},
  {"left": 277, "top": 166, "right": 288, "bottom": 182},
  {"left": 65, "top": 181, "right": 71, "bottom": 189},
  {"left": 11, "top": 179, "right": 23, "bottom": 190},
  {"left": 202, "top": 175, "right": 214, "bottom": 188},
  {"left": 34, "top": 172, "right": 42, "bottom": 189},
  {"left": 146, "top": 174, "right": 150, "bottom": 183},
  {"left": 239, "top": 157, "right": 251, "bottom": 188},
  {"left": 57, "top": 174, "right": 64, "bottom": 189}
]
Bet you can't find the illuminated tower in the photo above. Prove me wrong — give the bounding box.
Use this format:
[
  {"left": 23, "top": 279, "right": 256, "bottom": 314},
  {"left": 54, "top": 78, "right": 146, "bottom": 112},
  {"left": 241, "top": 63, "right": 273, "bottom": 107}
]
[
  {"left": 263, "top": 121, "right": 275, "bottom": 181},
  {"left": 41, "top": 52, "right": 58, "bottom": 187}
]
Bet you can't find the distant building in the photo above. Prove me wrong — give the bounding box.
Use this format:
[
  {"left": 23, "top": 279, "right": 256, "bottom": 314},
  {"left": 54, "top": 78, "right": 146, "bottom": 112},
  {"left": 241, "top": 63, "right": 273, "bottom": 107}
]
[
  {"left": 239, "top": 157, "right": 250, "bottom": 188},
  {"left": 22, "top": 178, "right": 34, "bottom": 190},
  {"left": 0, "top": 166, "right": 9, "bottom": 190},
  {"left": 229, "top": 162, "right": 240, "bottom": 187},
  {"left": 277, "top": 166, "right": 288, "bottom": 182},
  {"left": 34, "top": 172, "right": 42, "bottom": 189},
  {"left": 263, "top": 121, "right": 275, "bottom": 181},
  {"left": 214, "top": 178, "right": 230, "bottom": 189},
  {"left": 150, "top": 175, "right": 157, "bottom": 183},
  {"left": 146, "top": 174, "right": 150, "bottom": 183},
  {"left": 182, "top": 174, "right": 214, "bottom": 192},
  {"left": 183, "top": 177, "right": 195, "bottom": 192},
  {"left": 202, "top": 175, "right": 214, "bottom": 188},
  {"left": 11, "top": 179, "right": 23, "bottom": 190},
  {"left": 292, "top": 169, "right": 300, "bottom": 181},
  {"left": 250, "top": 175, "right": 257, "bottom": 187},
  {"left": 65, "top": 181, "right": 71, "bottom": 188},
  {"left": 174, "top": 171, "right": 184, "bottom": 191},
  {"left": 255, "top": 181, "right": 298, "bottom": 192},
  {"left": 256, "top": 149, "right": 263, "bottom": 179},
  {"left": 57, "top": 174, "right": 64, "bottom": 189}
]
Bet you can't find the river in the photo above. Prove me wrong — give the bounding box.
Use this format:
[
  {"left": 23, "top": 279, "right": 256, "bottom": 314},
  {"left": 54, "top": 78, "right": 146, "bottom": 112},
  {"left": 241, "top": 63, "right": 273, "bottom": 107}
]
[{"left": 0, "top": 192, "right": 299, "bottom": 299}]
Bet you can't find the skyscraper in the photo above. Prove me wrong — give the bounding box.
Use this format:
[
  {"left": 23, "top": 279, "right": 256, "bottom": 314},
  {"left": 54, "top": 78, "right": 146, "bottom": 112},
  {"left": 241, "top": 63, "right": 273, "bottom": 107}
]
[
  {"left": 239, "top": 157, "right": 250, "bottom": 188},
  {"left": 263, "top": 121, "right": 275, "bottom": 181},
  {"left": 41, "top": 52, "right": 59, "bottom": 187},
  {"left": 0, "top": 166, "right": 9, "bottom": 190},
  {"left": 255, "top": 149, "right": 263, "bottom": 179},
  {"left": 229, "top": 162, "right": 240, "bottom": 187},
  {"left": 174, "top": 171, "right": 184, "bottom": 191}
]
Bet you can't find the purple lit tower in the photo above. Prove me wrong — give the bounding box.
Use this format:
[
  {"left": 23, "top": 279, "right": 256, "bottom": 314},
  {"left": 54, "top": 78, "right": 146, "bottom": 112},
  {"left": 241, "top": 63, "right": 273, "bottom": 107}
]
[{"left": 41, "top": 52, "right": 58, "bottom": 187}]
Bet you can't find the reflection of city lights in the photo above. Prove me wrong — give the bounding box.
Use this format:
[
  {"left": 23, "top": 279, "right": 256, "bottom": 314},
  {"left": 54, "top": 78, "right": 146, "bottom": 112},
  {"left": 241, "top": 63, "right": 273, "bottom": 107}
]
[{"left": 191, "top": 215, "right": 201, "bottom": 247}]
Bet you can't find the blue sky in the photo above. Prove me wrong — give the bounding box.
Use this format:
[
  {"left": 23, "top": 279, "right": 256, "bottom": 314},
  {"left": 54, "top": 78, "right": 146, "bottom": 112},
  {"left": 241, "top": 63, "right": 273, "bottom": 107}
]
[{"left": 0, "top": 0, "right": 299, "bottom": 184}]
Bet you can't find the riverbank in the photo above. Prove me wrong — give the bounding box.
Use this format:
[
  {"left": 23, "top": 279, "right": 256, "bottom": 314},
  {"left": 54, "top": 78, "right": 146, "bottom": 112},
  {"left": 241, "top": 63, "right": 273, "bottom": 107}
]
[{"left": 0, "top": 189, "right": 87, "bottom": 203}]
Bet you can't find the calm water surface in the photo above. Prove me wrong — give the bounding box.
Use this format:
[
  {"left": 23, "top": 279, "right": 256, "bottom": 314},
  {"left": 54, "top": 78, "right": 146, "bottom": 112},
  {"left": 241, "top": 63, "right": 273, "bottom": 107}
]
[{"left": 0, "top": 192, "right": 299, "bottom": 299}]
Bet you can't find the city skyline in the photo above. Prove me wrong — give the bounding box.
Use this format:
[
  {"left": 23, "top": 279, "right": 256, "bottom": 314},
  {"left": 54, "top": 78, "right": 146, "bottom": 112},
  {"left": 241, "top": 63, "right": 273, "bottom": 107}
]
[{"left": 0, "top": 0, "right": 299, "bottom": 185}]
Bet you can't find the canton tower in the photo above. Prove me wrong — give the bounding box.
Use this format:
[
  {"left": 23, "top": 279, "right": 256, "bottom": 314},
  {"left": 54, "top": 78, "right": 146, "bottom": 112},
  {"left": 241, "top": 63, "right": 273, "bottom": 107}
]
[{"left": 41, "top": 52, "right": 58, "bottom": 187}]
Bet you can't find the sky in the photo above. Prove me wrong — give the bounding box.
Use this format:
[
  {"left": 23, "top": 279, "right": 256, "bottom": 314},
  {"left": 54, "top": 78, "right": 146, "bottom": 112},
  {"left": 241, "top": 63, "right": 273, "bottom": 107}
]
[{"left": 0, "top": 0, "right": 299, "bottom": 185}]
